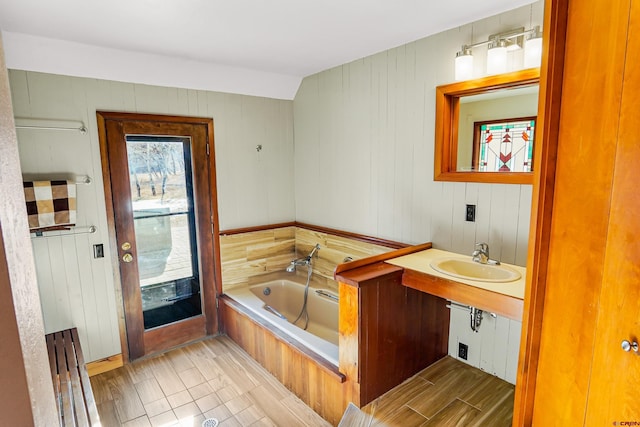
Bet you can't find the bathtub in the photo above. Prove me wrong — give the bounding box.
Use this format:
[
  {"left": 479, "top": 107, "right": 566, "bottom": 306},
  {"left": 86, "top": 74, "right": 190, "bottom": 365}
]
[{"left": 225, "top": 278, "right": 339, "bottom": 365}]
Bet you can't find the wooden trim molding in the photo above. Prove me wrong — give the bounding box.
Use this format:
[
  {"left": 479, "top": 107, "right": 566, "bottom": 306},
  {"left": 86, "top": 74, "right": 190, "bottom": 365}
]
[
  {"left": 219, "top": 221, "right": 412, "bottom": 250},
  {"left": 86, "top": 354, "right": 124, "bottom": 377},
  {"left": 434, "top": 68, "right": 540, "bottom": 185},
  {"left": 512, "top": 0, "right": 569, "bottom": 424},
  {"left": 402, "top": 269, "right": 523, "bottom": 321},
  {"left": 94, "top": 111, "right": 215, "bottom": 126},
  {"left": 335, "top": 262, "right": 404, "bottom": 287},
  {"left": 205, "top": 118, "right": 224, "bottom": 336},
  {"left": 218, "top": 222, "right": 296, "bottom": 236},
  {"left": 96, "top": 112, "right": 130, "bottom": 364},
  {"left": 334, "top": 242, "right": 432, "bottom": 276}
]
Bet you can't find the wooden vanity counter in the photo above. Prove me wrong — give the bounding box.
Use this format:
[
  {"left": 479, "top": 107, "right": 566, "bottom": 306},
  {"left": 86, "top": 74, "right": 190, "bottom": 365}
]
[
  {"left": 387, "top": 248, "right": 525, "bottom": 321},
  {"left": 333, "top": 243, "right": 525, "bottom": 411},
  {"left": 335, "top": 245, "right": 525, "bottom": 322}
]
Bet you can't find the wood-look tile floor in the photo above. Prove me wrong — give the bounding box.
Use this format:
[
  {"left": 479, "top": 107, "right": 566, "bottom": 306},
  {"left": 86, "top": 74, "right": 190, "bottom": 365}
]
[
  {"left": 90, "top": 335, "right": 330, "bottom": 427},
  {"left": 359, "top": 356, "right": 515, "bottom": 426}
]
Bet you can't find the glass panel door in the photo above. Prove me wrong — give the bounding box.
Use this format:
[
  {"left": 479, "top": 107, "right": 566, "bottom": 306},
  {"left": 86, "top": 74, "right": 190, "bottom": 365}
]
[
  {"left": 99, "top": 113, "right": 217, "bottom": 360},
  {"left": 126, "top": 136, "right": 202, "bottom": 329}
]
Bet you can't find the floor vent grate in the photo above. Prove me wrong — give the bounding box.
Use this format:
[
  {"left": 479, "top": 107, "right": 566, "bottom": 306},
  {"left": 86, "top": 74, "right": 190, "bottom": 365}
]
[{"left": 202, "top": 418, "right": 219, "bottom": 427}]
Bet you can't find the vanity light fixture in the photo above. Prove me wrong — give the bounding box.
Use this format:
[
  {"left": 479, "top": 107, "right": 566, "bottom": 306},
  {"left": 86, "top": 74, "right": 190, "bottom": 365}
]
[{"left": 454, "top": 26, "right": 542, "bottom": 80}]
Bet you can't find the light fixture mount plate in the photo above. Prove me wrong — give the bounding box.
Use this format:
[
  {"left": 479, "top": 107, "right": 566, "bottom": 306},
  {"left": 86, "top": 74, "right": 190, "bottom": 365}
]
[{"left": 489, "top": 27, "right": 525, "bottom": 51}]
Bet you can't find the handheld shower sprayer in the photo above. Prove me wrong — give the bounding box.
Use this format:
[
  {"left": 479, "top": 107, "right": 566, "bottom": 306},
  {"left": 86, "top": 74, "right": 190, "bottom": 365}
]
[
  {"left": 307, "top": 244, "right": 320, "bottom": 260},
  {"left": 284, "top": 244, "right": 321, "bottom": 330}
]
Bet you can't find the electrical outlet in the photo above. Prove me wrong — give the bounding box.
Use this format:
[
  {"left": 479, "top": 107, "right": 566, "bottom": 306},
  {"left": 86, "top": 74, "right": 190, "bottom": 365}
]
[
  {"left": 465, "top": 204, "right": 476, "bottom": 222},
  {"left": 458, "top": 342, "right": 469, "bottom": 360},
  {"left": 93, "top": 244, "right": 104, "bottom": 259}
]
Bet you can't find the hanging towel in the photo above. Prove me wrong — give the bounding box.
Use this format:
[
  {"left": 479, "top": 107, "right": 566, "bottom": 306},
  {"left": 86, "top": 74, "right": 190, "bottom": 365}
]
[{"left": 23, "top": 180, "right": 77, "bottom": 231}]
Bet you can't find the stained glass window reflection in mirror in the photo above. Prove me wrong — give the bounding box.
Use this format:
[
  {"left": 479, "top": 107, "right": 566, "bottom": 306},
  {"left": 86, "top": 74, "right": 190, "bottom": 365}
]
[{"left": 472, "top": 117, "right": 535, "bottom": 173}]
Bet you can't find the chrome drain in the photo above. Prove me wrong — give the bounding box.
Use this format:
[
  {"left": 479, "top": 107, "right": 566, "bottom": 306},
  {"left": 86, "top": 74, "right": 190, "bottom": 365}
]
[{"left": 202, "top": 418, "right": 219, "bottom": 427}]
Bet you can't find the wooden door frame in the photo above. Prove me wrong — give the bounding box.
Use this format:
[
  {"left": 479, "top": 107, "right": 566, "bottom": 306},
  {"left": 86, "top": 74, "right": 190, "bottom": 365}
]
[
  {"left": 512, "top": 0, "right": 569, "bottom": 424},
  {"left": 97, "top": 112, "right": 223, "bottom": 362}
]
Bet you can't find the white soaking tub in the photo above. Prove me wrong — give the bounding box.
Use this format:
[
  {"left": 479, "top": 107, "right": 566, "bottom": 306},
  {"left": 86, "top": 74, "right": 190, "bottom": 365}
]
[{"left": 225, "top": 278, "right": 339, "bottom": 365}]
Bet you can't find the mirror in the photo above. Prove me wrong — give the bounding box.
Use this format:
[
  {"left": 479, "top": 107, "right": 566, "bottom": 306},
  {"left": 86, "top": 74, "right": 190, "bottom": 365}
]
[{"left": 434, "top": 68, "right": 540, "bottom": 184}]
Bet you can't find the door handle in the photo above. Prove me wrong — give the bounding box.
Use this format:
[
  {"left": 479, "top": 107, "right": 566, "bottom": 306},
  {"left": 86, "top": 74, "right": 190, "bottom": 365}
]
[
  {"left": 621, "top": 340, "right": 639, "bottom": 354},
  {"left": 122, "top": 253, "right": 133, "bottom": 263}
]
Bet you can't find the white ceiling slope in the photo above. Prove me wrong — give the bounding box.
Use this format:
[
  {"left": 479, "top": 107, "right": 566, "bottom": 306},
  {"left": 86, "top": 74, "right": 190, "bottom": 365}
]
[{"left": 0, "top": 0, "right": 534, "bottom": 99}]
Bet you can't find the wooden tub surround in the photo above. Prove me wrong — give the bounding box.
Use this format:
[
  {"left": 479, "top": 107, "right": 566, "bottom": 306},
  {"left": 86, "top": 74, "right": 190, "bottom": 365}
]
[
  {"left": 220, "top": 295, "right": 347, "bottom": 425},
  {"left": 220, "top": 252, "right": 451, "bottom": 425}
]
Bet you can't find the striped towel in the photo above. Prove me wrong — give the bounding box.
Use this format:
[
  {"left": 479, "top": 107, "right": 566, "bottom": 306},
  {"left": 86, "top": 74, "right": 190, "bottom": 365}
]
[{"left": 23, "top": 180, "right": 77, "bottom": 231}]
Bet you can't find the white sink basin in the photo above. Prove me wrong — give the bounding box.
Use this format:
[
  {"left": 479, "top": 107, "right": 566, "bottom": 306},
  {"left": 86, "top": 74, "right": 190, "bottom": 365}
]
[{"left": 429, "top": 258, "right": 521, "bottom": 283}]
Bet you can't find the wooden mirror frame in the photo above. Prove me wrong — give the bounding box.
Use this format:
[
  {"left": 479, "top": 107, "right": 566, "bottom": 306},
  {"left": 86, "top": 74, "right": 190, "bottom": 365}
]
[{"left": 434, "top": 68, "right": 540, "bottom": 184}]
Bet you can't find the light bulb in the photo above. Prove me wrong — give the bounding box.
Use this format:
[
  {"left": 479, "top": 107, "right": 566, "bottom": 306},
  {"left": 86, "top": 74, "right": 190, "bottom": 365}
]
[
  {"left": 455, "top": 48, "right": 473, "bottom": 81},
  {"left": 487, "top": 40, "right": 507, "bottom": 75},
  {"left": 524, "top": 29, "right": 543, "bottom": 68}
]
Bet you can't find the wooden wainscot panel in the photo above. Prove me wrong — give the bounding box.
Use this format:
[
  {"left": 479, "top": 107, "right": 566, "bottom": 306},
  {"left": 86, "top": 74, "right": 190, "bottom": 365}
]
[
  {"left": 402, "top": 269, "right": 524, "bottom": 321},
  {"left": 337, "top": 261, "right": 449, "bottom": 407},
  {"left": 339, "top": 280, "right": 360, "bottom": 406},
  {"left": 295, "top": 222, "right": 411, "bottom": 250},
  {"left": 294, "top": 226, "right": 403, "bottom": 284},
  {"left": 218, "top": 226, "right": 296, "bottom": 291}
]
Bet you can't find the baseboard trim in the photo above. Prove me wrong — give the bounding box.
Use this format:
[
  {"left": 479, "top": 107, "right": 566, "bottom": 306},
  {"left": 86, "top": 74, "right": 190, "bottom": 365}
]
[{"left": 86, "top": 354, "right": 123, "bottom": 377}]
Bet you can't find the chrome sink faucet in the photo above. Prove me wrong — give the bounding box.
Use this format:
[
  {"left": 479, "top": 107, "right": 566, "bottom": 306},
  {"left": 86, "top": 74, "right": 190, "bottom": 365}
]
[{"left": 472, "top": 243, "right": 500, "bottom": 265}]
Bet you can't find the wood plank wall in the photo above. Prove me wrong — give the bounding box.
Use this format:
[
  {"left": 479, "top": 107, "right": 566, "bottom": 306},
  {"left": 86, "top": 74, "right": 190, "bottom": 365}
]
[
  {"left": 219, "top": 226, "right": 393, "bottom": 292},
  {"left": 9, "top": 71, "right": 294, "bottom": 363},
  {"left": 219, "top": 226, "right": 296, "bottom": 290},
  {"left": 294, "top": 228, "right": 392, "bottom": 284},
  {"left": 448, "top": 304, "right": 522, "bottom": 384},
  {"left": 293, "top": 2, "right": 543, "bottom": 267}
]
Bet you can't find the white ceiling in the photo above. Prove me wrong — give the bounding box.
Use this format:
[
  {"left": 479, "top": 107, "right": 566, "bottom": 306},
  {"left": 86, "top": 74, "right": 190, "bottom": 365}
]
[{"left": 0, "top": 0, "right": 535, "bottom": 99}]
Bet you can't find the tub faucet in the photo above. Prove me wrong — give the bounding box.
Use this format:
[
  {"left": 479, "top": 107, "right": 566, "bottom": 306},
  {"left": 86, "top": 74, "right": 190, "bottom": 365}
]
[
  {"left": 472, "top": 242, "right": 500, "bottom": 265},
  {"left": 286, "top": 244, "right": 321, "bottom": 272}
]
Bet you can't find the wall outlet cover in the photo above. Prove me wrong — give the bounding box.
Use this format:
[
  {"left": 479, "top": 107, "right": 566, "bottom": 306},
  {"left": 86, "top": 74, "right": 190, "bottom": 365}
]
[
  {"left": 465, "top": 204, "right": 476, "bottom": 222},
  {"left": 458, "top": 342, "right": 469, "bottom": 360}
]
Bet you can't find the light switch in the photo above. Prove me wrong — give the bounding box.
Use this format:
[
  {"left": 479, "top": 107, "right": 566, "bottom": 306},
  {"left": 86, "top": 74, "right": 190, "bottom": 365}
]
[{"left": 93, "top": 244, "right": 104, "bottom": 259}]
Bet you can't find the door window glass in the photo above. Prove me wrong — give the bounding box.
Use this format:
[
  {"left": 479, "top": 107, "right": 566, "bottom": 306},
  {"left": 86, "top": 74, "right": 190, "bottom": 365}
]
[{"left": 126, "top": 136, "right": 201, "bottom": 329}]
